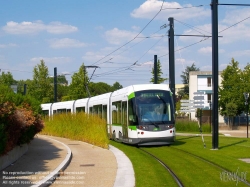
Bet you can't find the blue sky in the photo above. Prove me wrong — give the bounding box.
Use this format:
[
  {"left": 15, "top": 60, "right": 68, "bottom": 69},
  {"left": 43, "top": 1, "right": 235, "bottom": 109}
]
[{"left": 0, "top": 0, "right": 250, "bottom": 87}]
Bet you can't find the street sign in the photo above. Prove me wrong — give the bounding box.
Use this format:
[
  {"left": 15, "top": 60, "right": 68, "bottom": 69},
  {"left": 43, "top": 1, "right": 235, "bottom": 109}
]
[
  {"left": 180, "top": 99, "right": 195, "bottom": 112},
  {"left": 194, "top": 101, "right": 204, "bottom": 104},
  {"left": 193, "top": 105, "right": 205, "bottom": 108},
  {"left": 181, "top": 103, "right": 194, "bottom": 106},
  {"left": 180, "top": 109, "right": 196, "bottom": 112},
  {"left": 193, "top": 96, "right": 204, "bottom": 100},
  {"left": 193, "top": 91, "right": 205, "bottom": 95},
  {"left": 193, "top": 91, "right": 205, "bottom": 109},
  {"left": 180, "top": 100, "right": 194, "bottom": 102}
]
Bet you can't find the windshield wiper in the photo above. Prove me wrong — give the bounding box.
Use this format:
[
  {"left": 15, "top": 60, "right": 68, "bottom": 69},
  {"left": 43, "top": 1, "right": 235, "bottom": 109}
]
[{"left": 141, "top": 115, "right": 159, "bottom": 127}]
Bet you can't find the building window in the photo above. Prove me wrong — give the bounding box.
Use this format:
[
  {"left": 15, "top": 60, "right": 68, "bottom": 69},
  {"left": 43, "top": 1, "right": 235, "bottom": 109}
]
[
  {"left": 208, "top": 94, "right": 212, "bottom": 103},
  {"left": 207, "top": 77, "right": 211, "bottom": 87}
]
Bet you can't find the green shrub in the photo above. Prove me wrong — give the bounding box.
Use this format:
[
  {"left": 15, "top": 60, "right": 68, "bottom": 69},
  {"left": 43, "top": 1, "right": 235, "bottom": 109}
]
[{"left": 176, "top": 118, "right": 211, "bottom": 133}]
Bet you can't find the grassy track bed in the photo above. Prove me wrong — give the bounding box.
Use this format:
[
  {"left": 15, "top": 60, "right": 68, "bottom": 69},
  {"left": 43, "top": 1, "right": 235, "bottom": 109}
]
[
  {"left": 110, "top": 141, "right": 179, "bottom": 187},
  {"left": 111, "top": 135, "right": 250, "bottom": 187}
]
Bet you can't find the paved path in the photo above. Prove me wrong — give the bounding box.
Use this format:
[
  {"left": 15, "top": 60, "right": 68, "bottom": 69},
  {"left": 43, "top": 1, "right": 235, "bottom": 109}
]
[
  {"left": 48, "top": 136, "right": 117, "bottom": 187},
  {"left": 0, "top": 135, "right": 135, "bottom": 187}
]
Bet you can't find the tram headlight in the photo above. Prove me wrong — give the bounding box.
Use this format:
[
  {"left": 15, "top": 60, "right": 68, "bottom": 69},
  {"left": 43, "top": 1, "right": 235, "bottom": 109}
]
[{"left": 166, "top": 125, "right": 173, "bottom": 129}]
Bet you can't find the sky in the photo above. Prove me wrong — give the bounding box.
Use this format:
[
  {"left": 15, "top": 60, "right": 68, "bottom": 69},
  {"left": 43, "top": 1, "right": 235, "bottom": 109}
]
[{"left": 0, "top": 0, "right": 250, "bottom": 87}]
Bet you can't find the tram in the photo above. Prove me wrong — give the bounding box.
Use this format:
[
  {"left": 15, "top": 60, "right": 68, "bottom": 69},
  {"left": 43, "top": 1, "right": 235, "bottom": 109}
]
[{"left": 41, "top": 84, "right": 176, "bottom": 145}]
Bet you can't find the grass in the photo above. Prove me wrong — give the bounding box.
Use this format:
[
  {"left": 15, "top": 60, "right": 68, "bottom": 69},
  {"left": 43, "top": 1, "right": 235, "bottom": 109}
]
[
  {"left": 110, "top": 141, "right": 178, "bottom": 187},
  {"left": 111, "top": 135, "right": 250, "bottom": 187},
  {"left": 40, "top": 112, "right": 109, "bottom": 149}
]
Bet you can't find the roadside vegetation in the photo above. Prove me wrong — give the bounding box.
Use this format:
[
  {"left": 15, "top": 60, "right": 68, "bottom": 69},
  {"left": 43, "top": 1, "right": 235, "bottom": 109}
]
[
  {"left": 41, "top": 112, "right": 109, "bottom": 149},
  {"left": 0, "top": 85, "right": 44, "bottom": 156},
  {"left": 176, "top": 118, "right": 211, "bottom": 133}
]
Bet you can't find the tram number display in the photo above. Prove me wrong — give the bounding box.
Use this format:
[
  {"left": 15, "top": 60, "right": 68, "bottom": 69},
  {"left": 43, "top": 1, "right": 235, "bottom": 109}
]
[{"left": 139, "top": 92, "right": 164, "bottom": 98}]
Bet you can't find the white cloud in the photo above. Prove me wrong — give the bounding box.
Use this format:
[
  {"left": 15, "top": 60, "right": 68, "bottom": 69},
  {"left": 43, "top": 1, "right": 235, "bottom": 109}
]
[
  {"left": 198, "top": 46, "right": 212, "bottom": 54},
  {"left": 230, "top": 50, "right": 250, "bottom": 57},
  {"left": 131, "top": 0, "right": 210, "bottom": 21},
  {"left": 0, "top": 43, "right": 17, "bottom": 48},
  {"left": 105, "top": 28, "right": 143, "bottom": 45},
  {"left": 200, "top": 65, "right": 212, "bottom": 71},
  {"left": 30, "top": 57, "right": 72, "bottom": 64},
  {"left": 2, "top": 21, "right": 78, "bottom": 35},
  {"left": 49, "top": 38, "right": 86, "bottom": 48},
  {"left": 222, "top": 8, "right": 250, "bottom": 25}
]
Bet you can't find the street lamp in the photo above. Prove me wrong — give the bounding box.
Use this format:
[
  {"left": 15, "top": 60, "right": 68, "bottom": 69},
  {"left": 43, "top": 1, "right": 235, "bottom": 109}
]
[
  {"left": 243, "top": 92, "right": 249, "bottom": 138},
  {"left": 51, "top": 67, "right": 71, "bottom": 103}
]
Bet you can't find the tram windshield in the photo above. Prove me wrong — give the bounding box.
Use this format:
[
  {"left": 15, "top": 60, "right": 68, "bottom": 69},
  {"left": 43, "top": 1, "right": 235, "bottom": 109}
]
[{"left": 128, "top": 90, "right": 174, "bottom": 125}]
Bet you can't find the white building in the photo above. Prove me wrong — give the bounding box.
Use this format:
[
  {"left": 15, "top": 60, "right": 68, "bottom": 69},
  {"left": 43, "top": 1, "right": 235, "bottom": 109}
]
[{"left": 189, "top": 71, "right": 225, "bottom": 125}]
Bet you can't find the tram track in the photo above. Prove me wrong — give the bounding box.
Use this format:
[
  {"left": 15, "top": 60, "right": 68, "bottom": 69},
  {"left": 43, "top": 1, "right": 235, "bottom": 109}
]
[
  {"left": 169, "top": 146, "right": 250, "bottom": 186},
  {"left": 139, "top": 148, "right": 184, "bottom": 187},
  {"left": 141, "top": 146, "right": 250, "bottom": 186}
]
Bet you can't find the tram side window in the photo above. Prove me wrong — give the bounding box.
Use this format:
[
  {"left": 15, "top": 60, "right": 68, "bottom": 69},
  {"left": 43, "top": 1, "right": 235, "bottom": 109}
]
[
  {"left": 76, "top": 107, "right": 85, "bottom": 113},
  {"left": 103, "top": 105, "right": 107, "bottom": 121},
  {"left": 93, "top": 105, "right": 102, "bottom": 118},
  {"left": 117, "top": 102, "right": 121, "bottom": 124},
  {"left": 121, "top": 101, "right": 127, "bottom": 126},
  {"left": 128, "top": 99, "right": 137, "bottom": 125},
  {"left": 42, "top": 110, "right": 49, "bottom": 117},
  {"left": 57, "top": 109, "right": 67, "bottom": 114},
  {"left": 112, "top": 104, "right": 117, "bottom": 124},
  {"left": 112, "top": 101, "right": 121, "bottom": 125},
  {"left": 89, "top": 107, "right": 93, "bottom": 114}
]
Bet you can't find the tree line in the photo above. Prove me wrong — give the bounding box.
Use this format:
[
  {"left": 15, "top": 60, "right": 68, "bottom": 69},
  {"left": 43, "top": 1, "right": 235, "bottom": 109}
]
[
  {"left": 6, "top": 57, "right": 248, "bottom": 122},
  {"left": 1, "top": 59, "right": 172, "bottom": 104}
]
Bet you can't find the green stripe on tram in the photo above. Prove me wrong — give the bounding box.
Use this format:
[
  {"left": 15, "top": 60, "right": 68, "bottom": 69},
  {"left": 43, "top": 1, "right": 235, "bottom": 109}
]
[
  {"left": 128, "top": 92, "right": 135, "bottom": 100},
  {"left": 128, "top": 126, "right": 137, "bottom": 130}
]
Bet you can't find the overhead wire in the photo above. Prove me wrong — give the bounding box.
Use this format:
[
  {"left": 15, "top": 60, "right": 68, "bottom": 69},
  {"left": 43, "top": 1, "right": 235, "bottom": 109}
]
[
  {"left": 74, "top": 2, "right": 250, "bottom": 84},
  {"left": 174, "top": 19, "right": 211, "bottom": 35},
  {"left": 218, "top": 15, "right": 250, "bottom": 33},
  {"left": 91, "top": 1, "right": 167, "bottom": 79},
  {"left": 91, "top": 0, "right": 165, "bottom": 66},
  {"left": 95, "top": 27, "right": 166, "bottom": 66},
  {"left": 162, "top": 4, "right": 210, "bottom": 10}
]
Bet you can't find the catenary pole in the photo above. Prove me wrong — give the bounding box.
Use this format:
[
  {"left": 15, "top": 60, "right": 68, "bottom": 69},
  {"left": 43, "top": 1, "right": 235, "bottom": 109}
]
[
  {"left": 54, "top": 67, "right": 57, "bottom": 103},
  {"left": 154, "top": 55, "right": 158, "bottom": 84},
  {"left": 168, "top": 17, "right": 176, "bottom": 108},
  {"left": 211, "top": 0, "right": 219, "bottom": 149}
]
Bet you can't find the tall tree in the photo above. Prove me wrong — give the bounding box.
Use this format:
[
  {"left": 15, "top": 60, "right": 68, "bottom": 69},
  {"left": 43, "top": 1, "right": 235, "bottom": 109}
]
[
  {"left": 180, "top": 63, "right": 200, "bottom": 96},
  {"left": 150, "top": 59, "right": 167, "bottom": 84},
  {"left": 0, "top": 71, "right": 17, "bottom": 86},
  {"left": 112, "top": 82, "right": 123, "bottom": 91},
  {"left": 181, "top": 63, "right": 200, "bottom": 84},
  {"left": 218, "top": 58, "right": 244, "bottom": 116},
  {"left": 68, "top": 63, "right": 89, "bottom": 99},
  {"left": 28, "top": 60, "right": 53, "bottom": 103},
  {"left": 89, "top": 82, "right": 113, "bottom": 96}
]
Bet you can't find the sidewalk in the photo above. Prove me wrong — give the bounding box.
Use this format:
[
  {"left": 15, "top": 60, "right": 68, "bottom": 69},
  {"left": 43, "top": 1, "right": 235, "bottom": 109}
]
[
  {"left": 0, "top": 135, "right": 135, "bottom": 187},
  {"left": 176, "top": 129, "right": 249, "bottom": 138}
]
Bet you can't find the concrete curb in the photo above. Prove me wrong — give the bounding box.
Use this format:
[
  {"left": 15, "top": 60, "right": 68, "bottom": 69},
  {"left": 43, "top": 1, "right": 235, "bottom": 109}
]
[
  {"left": 31, "top": 136, "right": 72, "bottom": 187},
  {"left": 0, "top": 144, "right": 28, "bottom": 171},
  {"left": 109, "top": 145, "right": 135, "bottom": 187}
]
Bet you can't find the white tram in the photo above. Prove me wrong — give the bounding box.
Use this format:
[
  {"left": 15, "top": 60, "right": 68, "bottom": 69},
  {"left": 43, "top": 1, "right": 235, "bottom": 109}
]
[{"left": 41, "top": 84, "right": 176, "bottom": 145}]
